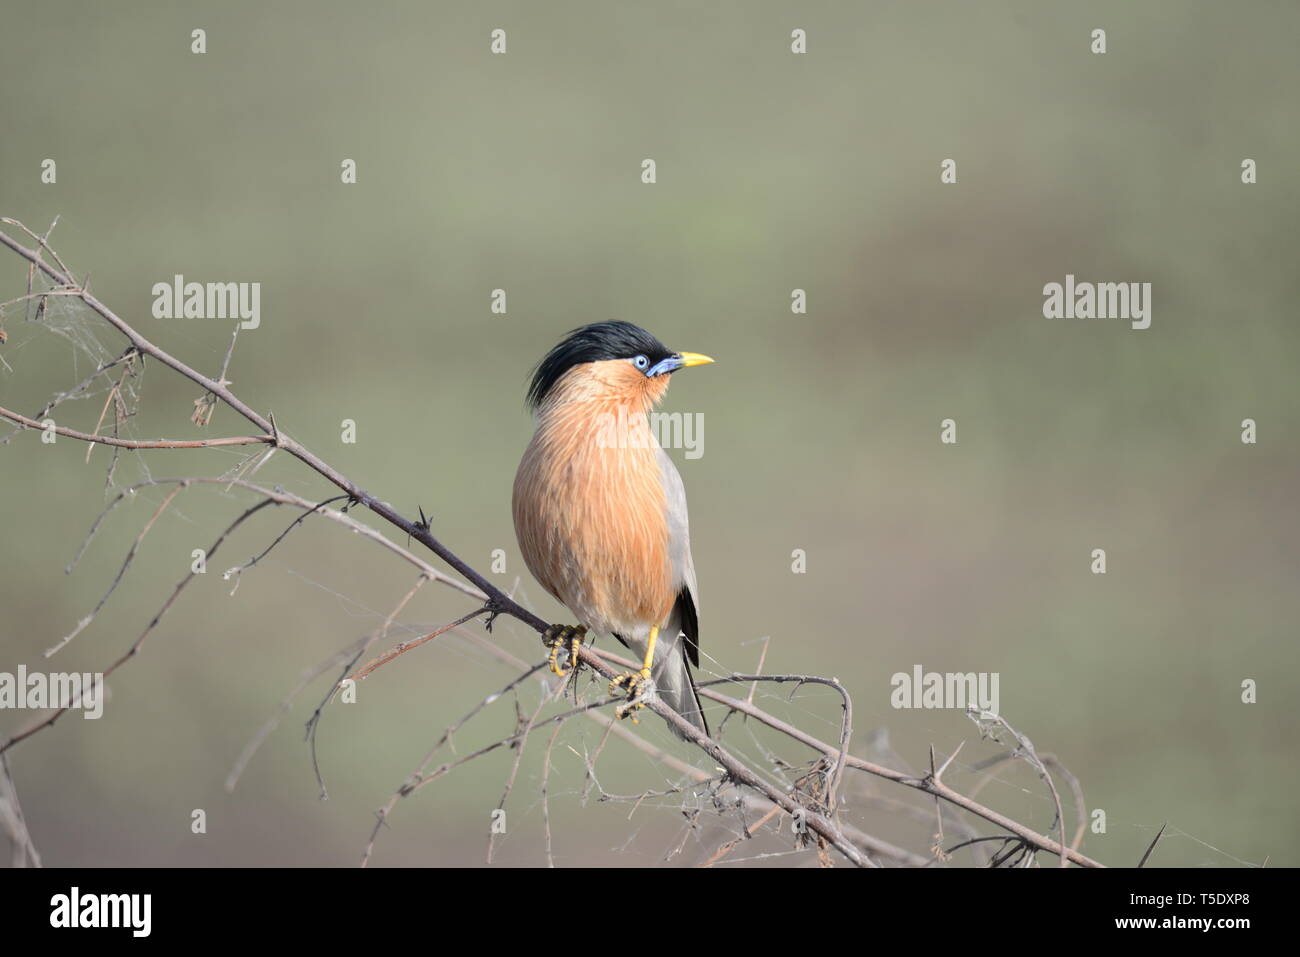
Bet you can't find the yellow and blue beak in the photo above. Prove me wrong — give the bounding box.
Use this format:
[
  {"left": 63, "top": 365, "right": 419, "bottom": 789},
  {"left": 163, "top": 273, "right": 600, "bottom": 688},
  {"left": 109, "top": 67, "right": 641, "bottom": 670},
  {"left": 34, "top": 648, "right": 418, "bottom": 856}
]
[{"left": 647, "top": 352, "right": 715, "bottom": 377}]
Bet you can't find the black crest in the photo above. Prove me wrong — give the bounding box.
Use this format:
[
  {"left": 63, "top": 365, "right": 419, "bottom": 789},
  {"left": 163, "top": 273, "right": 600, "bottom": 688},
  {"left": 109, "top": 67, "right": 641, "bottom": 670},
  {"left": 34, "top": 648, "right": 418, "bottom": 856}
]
[{"left": 526, "top": 321, "right": 672, "bottom": 408}]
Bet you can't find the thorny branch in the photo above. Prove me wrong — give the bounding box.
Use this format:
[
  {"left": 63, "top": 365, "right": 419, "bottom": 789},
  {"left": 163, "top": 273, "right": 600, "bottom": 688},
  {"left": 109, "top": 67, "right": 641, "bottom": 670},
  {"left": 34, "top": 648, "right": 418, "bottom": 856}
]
[{"left": 0, "top": 219, "right": 1105, "bottom": 868}]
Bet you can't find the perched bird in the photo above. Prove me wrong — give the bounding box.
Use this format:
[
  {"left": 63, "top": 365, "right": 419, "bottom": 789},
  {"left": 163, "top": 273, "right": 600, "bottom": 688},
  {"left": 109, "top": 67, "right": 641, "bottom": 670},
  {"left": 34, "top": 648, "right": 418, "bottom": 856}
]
[{"left": 512, "top": 321, "right": 713, "bottom": 737}]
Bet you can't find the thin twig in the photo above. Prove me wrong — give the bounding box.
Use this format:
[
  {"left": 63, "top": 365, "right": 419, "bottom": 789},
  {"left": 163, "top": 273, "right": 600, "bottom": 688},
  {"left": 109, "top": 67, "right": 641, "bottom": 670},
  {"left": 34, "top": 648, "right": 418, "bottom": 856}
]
[
  {"left": 1138, "top": 823, "right": 1167, "bottom": 868},
  {"left": 45, "top": 484, "right": 184, "bottom": 657},
  {"left": 347, "top": 607, "right": 488, "bottom": 683},
  {"left": 0, "top": 406, "right": 272, "bottom": 449}
]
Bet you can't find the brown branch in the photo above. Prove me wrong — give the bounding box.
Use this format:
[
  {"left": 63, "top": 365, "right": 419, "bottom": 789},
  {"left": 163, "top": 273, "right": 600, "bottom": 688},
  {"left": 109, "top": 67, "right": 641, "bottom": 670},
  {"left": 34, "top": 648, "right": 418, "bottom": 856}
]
[
  {"left": 0, "top": 222, "right": 875, "bottom": 867},
  {"left": 0, "top": 224, "right": 527, "bottom": 630},
  {"left": 0, "top": 220, "right": 1104, "bottom": 870},
  {"left": 592, "top": 644, "right": 1099, "bottom": 865},
  {"left": 692, "top": 681, "right": 1104, "bottom": 868}
]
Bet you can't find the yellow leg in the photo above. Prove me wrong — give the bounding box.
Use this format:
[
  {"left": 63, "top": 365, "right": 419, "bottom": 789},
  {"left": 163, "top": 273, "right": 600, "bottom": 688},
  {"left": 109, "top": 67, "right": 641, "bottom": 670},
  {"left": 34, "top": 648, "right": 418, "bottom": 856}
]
[
  {"left": 640, "top": 625, "right": 659, "bottom": 677},
  {"left": 610, "top": 625, "right": 658, "bottom": 722}
]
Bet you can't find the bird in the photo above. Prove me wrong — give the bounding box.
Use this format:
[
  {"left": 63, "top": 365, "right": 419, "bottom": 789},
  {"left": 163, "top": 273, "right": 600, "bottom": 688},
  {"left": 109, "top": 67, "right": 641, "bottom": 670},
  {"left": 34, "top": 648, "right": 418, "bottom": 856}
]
[{"left": 512, "top": 321, "right": 713, "bottom": 738}]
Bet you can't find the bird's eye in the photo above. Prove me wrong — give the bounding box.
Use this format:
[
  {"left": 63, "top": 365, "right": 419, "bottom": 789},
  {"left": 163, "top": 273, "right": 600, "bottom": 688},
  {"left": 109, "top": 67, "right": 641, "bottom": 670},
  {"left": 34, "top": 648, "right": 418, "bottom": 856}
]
[{"left": 633, "top": 355, "right": 649, "bottom": 370}]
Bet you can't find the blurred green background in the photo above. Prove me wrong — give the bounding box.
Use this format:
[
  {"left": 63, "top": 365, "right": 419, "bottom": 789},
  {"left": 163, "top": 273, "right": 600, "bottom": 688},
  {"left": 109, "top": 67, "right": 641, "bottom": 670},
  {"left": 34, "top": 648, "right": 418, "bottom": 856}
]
[{"left": 1, "top": 1, "right": 1296, "bottom": 867}]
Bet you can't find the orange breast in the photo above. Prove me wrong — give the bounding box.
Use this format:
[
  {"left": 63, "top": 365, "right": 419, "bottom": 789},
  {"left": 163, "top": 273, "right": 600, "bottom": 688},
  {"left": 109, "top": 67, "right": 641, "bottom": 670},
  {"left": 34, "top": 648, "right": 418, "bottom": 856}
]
[{"left": 513, "top": 391, "right": 675, "bottom": 637}]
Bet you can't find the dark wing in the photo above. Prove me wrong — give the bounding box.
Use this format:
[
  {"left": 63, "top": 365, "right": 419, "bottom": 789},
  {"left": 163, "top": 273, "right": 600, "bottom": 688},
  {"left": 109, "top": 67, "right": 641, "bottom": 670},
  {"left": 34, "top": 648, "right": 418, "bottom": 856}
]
[{"left": 676, "top": 586, "right": 700, "bottom": 667}]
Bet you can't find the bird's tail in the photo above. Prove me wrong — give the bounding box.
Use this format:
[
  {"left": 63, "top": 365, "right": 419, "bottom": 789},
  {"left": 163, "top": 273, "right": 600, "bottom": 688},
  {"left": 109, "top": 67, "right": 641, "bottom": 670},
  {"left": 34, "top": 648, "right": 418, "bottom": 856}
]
[{"left": 656, "top": 649, "right": 709, "bottom": 741}]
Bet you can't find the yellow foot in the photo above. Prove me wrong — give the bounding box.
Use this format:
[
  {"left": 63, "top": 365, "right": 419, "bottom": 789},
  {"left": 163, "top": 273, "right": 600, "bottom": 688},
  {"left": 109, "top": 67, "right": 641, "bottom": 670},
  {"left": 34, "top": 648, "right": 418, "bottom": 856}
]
[
  {"left": 542, "top": 624, "right": 586, "bottom": 677},
  {"left": 609, "top": 668, "right": 653, "bottom": 722}
]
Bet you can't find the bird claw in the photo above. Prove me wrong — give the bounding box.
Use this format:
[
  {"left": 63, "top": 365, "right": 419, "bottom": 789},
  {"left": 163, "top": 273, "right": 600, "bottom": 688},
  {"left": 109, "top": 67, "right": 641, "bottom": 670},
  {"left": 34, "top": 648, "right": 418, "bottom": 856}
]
[
  {"left": 609, "top": 668, "right": 653, "bottom": 722},
  {"left": 542, "top": 624, "right": 586, "bottom": 677}
]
